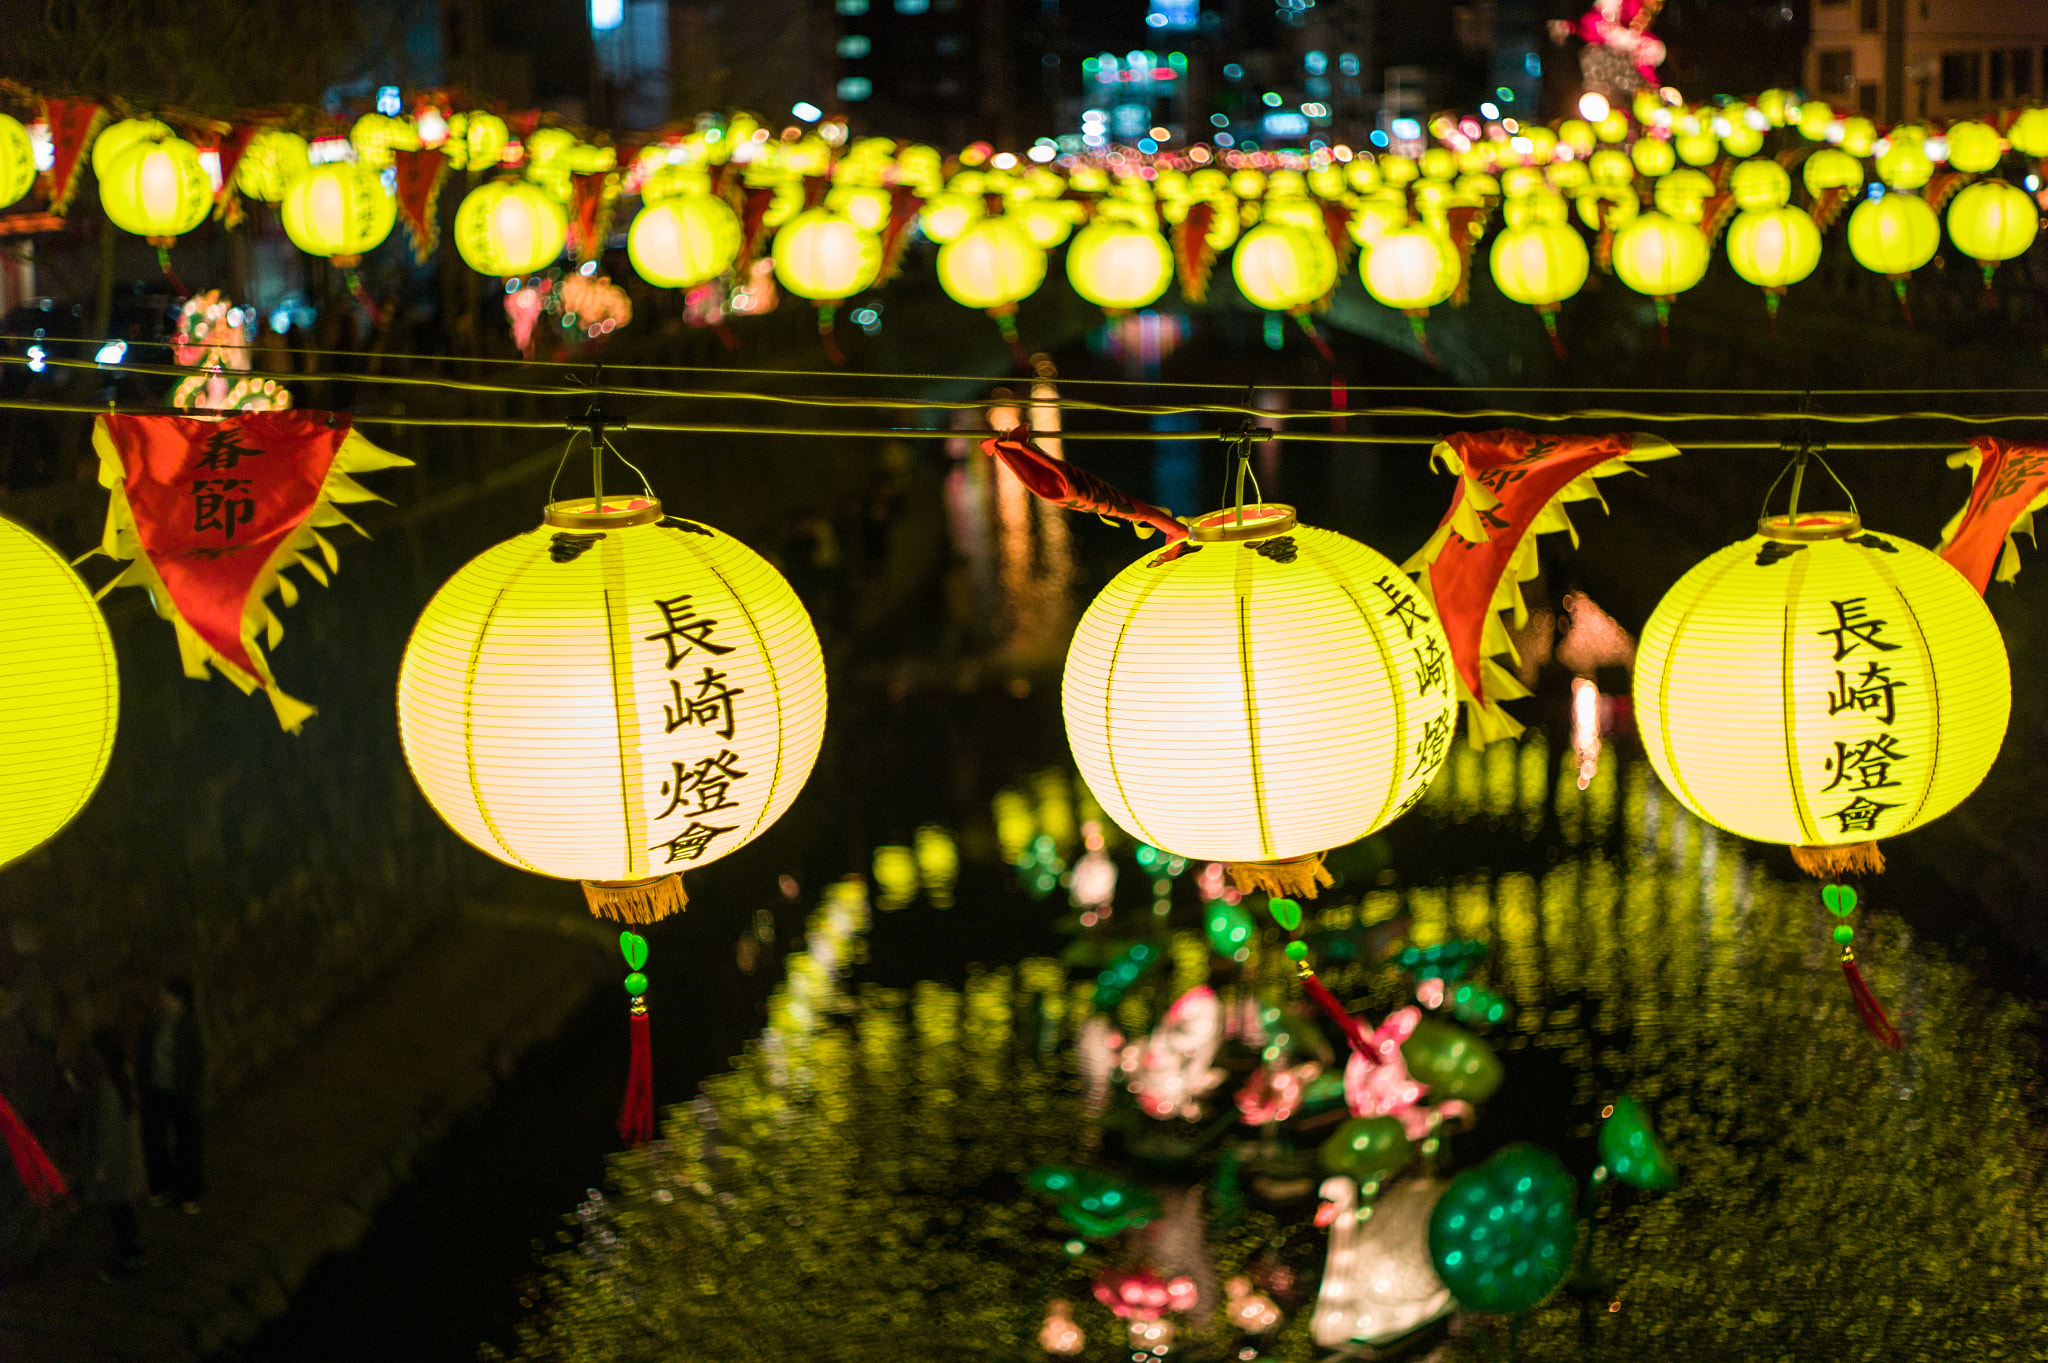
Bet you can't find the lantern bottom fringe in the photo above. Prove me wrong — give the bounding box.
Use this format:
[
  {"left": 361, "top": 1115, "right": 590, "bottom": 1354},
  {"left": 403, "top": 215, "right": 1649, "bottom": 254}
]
[
  {"left": 582, "top": 873, "right": 689, "bottom": 923},
  {"left": 1227, "top": 854, "right": 1333, "bottom": 901},
  {"left": 1791, "top": 842, "right": 1885, "bottom": 878}
]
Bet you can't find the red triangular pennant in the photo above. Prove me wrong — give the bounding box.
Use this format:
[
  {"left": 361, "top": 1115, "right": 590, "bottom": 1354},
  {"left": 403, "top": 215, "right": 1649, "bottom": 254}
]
[
  {"left": 38, "top": 96, "right": 105, "bottom": 215},
  {"left": 392, "top": 147, "right": 451, "bottom": 262}
]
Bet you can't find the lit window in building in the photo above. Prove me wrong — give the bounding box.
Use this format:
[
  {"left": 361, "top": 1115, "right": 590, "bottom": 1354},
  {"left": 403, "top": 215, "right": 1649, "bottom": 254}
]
[
  {"left": 838, "top": 76, "right": 874, "bottom": 101},
  {"left": 838, "top": 34, "right": 871, "bottom": 57},
  {"left": 590, "top": 0, "right": 623, "bottom": 30}
]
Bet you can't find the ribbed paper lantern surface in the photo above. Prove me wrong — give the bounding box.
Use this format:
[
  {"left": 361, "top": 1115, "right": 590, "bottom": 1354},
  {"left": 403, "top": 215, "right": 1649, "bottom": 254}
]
[
  {"left": 281, "top": 163, "right": 396, "bottom": 264},
  {"left": 0, "top": 516, "right": 119, "bottom": 870},
  {"left": 937, "top": 217, "right": 1046, "bottom": 310},
  {"left": 1944, "top": 122, "right": 2002, "bottom": 174},
  {"left": 1729, "top": 159, "right": 1791, "bottom": 210},
  {"left": 1232, "top": 223, "right": 1338, "bottom": 311},
  {"left": 99, "top": 138, "right": 213, "bottom": 242},
  {"left": 1801, "top": 148, "right": 1863, "bottom": 196},
  {"left": 1488, "top": 222, "right": 1587, "bottom": 307},
  {"left": 1727, "top": 206, "right": 1821, "bottom": 289},
  {"left": 1063, "top": 505, "right": 1456, "bottom": 887},
  {"left": 91, "top": 118, "right": 171, "bottom": 180},
  {"left": 1612, "top": 212, "right": 1708, "bottom": 299},
  {"left": 1365, "top": 229, "right": 1459, "bottom": 311},
  {"left": 1847, "top": 193, "right": 1939, "bottom": 276},
  {"left": 1946, "top": 181, "right": 2038, "bottom": 267},
  {"left": 0, "top": 114, "right": 33, "bottom": 210},
  {"left": 1633, "top": 511, "right": 2008, "bottom": 851},
  {"left": 234, "top": 130, "right": 311, "bottom": 203},
  {"left": 397, "top": 497, "right": 827, "bottom": 922},
  {"left": 1067, "top": 220, "right": 1173, "bottom": 310},
  {"left": 1629, "top": 137, "right": 1675, "bottom": 178},
  {"left": 771, "top": 208, "right": 881, "bottom": 301},
  {"left": 454, "top": 180, "right": 567, "bottom": 276},
  {"left": 628, "top": 193, "right": 741, "bottom": 288},
  {"left": 1652, "top": 169, "right": 1714, "bottom": 223}
]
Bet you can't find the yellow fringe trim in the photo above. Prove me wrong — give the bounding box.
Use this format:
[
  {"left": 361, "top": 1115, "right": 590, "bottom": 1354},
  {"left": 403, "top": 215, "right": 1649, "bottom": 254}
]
[
  {"left": 581, "top": 874, "right": 689, "bottom": 924},
  {"left": 1227, "top": 854, "right": 1334, "bottom": 900},
  {"left": 1791, "top": 843, "right": 1886, "bottom": 878},
  {"left": 1403, "top": 433, "right": 1681, "bottom": 748},
  {"left": 85, "top": 419, "right": 413, "bottom": 733},
  {"left": 1938, "top": 445, "right": 2048, "bottom": 587}
]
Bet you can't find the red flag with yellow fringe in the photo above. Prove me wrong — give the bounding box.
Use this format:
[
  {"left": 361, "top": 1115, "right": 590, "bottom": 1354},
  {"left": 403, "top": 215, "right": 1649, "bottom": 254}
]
[
  {"left": 88, "top": 412, "right": 411, "bottom": 732},
  {"left": 1937, "top": 437, "right": 2048, "bottom": 593},
  {"left": 1403, "top": 430, "right": 1680, "bottom": 745}
]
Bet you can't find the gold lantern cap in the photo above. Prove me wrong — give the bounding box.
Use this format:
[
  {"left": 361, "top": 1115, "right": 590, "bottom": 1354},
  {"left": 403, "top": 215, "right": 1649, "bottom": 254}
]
[
  {"left": 1756, "top": 509, "right": 1861, "bottom": 542},
  {"left": 1189, "top": 503, "right": 1297, "bottom": 542},
  {"left": 544, "top": 496, "right": 664, "bottom": 529}
]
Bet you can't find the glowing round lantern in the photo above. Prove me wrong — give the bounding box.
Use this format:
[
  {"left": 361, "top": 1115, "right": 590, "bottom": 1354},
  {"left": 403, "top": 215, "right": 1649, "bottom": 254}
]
[
  {"left": 0, "top": 516, "right": 119, "bottom": 870},
  {"left": 2010, "top": 109, "right": 2048, "bottom": 158},
  {"left": 1847, "top": 192, "right": 1939, "bottom": 318},
  {"left": 90, "top": 118, "right": 171, "bottom": 181},
  {"left": 1634, "top": 509, "right": 2008, "bottom": 863},
  {"left": 1946, "top": 180, "right": 2039, "bottom": 287},
  {"left": 1721, "top": 117, "right": 1765, "bottom": 159},
  {"left": 1674, "top": 131, "right": 1718, "bottom": 166},
  {"left": 454, "top": 180, "right": 567, "bottom": 277},
  {"left": 1944, "top": 122, "right": 2002, "bottom": 174},
  {"left": 1630, "top": 137, "right": 1675, "bottom": 178},
  {"left": 627, "top": 193, "right": 741, "bottom": 288},
  {"left": 281, "top": 162, "right": 396, "bottom": 265},
  {"left": 1729, "top": 159, "right": 1791, "bottom": 211},
  {"left": 1012, "top": 198, "right": 1078, "bottom": 249},
  {"left": 1067, "top": 220, "right": 1173, "bottom": 311},
  {"left": 771, "top": 208, "right": 881, "bottom": 300},
  {"left": 234, "top": 129, "right": 311, "bottom": 203},
  {"left": 0, "top": 115, "right": 35, "bottom": 210},
  {"left": 397, "top": 494, "right": 827, "bottom": 922},
  {"left": 99, "top": 137, "right": 213, "bottom": 243},
  {"left": 937, "top": 216, "right": 1047, "bottom": 310},
  {"left": 1503, "top": 191, "right": 1568, "bottom": 230},
  {"left": 1795, "top": 100, "right": 1835, "bottom": 141},
  {"left": 1612, "top": 212, "right": 1707, "bottom": 332},
  {"left": 1652, "top": 168, "right": 1715, "bottom": 223},
  {"left": 1574, "top": 186, "right": 1637, "bottom": 232},
  {"left": 919, "top": 192, "right": 983, "bottom": 243},
  {"left": 1756, "top": 89, "right": 1795, "bottom": 127},
  {"left": 1062, "top": 503, "right": 1456, "bottom": 897},
  {"left": 1726, "top": 206, "right": 1821, "bottom": 320},
  {"left": 1588, "top": 149, "right": 1634, "bottom": 186},
  {"left": 1349, "top": 195, "right": 1411, "bottom": 248},
  {"left": 1594, "top": 111, "right": 1630, "bottom": 143},
  {"left": 1489, "top": 221, "right": 1587, "bottom": 349},
  {"left": 1232, "top": 223, "right": 1339, "bottom": 311},
  {"left": 1803, "top": 149, "right": 1864, "bottom": 197},
  {"left": 1876, "top": 139, "right": 1932, "bottom": 190}
]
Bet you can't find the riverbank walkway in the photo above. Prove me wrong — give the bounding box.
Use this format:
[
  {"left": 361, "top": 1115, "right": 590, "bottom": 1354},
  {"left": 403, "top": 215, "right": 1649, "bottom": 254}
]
[{"left": 0, "top": 903, "right": 610, "bottom": 1362}]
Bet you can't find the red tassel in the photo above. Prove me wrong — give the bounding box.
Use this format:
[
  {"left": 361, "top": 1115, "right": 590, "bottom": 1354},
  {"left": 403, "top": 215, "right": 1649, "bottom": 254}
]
[
  {"left": 1296, "top": 311, "right": 1335, "bottom": 363},
  {"left": 1330, "top": 372, "right": 1347, "bottom": 433},
  {"left": 1298, "top": 967, "right": 1375, "bottom": 1058},
  {"left": 618, "top": 1007, "right": 655, "bottom": 1145},
  {"left": 1840, "top": 950, "right": 1904, "bottom": 1051},
  {"left": 0, "top": 1092, "right": 67, "bottom": 1207}
]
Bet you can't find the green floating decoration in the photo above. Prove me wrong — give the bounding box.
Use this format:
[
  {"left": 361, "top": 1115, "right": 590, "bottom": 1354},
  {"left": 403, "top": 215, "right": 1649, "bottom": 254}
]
[
  {"left": 1401, "top": 1016, "right": 1504, "bottom": 1103},
  {"left": 1318, "top": 1115, "right": 1415, "bottom": 1183},
  {"left": 623, "top": 971, "right": 649, "bottom": 996},
  {"left": 1823, "top": 884, "right": 1859, "bottom": 917},
  {"left": 619, "top": 930, "right": 649, "bottom": 970},
  {"left": 1204, "top": 901, "right": 1257, "bottom": 957},
  {"left": 1599, "top": 1096, "right": 1679, "bottom": 1190},
  {"left": 1429, "top": 1143, "right": 1579, "bottom": 1314},
  {"left": 1268, "top": 896, "right": 1302, "bottom": 932},
  {"left": 1028, "top": 1164, "right": 1160, "bottom": 1238}
]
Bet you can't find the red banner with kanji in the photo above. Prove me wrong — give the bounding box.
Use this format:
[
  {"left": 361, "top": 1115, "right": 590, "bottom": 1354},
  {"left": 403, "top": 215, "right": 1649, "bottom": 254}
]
[
  {"left": 1404, "top": 430, "right": 1680, "bottom": 744},
  {"left": 89, "top": 412, "right": 410, "bottom": 731},
  {"left": 1938, "top": 437, "right": 2048, "bottom": 593},
  {"left": 392, "top": 147, "right": 450, "bottom": 263}
]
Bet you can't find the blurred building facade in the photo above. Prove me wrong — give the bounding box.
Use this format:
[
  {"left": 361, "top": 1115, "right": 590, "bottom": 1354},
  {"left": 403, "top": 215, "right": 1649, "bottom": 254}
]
[{"left": 1808, "top": 0, "right": 2048, "bottom": 122}]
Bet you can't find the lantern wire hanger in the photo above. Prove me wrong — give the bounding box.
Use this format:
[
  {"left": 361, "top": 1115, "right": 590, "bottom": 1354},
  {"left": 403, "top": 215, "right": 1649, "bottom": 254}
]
[{"left": 1758, "top": 392, "right": 1862, "bottom": 536}]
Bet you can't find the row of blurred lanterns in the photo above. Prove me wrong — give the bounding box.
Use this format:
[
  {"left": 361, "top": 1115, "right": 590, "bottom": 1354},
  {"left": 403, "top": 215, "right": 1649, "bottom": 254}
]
[{"left": 1, "top": 99, "right": 2042, "bottom": 345}]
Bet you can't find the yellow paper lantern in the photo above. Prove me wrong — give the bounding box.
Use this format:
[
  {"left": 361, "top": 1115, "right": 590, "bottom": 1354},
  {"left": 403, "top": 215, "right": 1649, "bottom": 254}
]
[
  {"left": 1489, "top": 221, "right": 1587, "bottom": 344},
  {"left": 235, "top": 130, "right": 311, "bottom": 203},
  {"left": 1630, "top": 137, "right": 1676, "bottom": 178},
  {"left": 0, "top": 516, "right": 119, "bottom": 870},
  {"left": 1795, "top": 100, "right": 1835, "bottom": 141},
  {"left": 90, "top": 118, "right": 171, "bottom": 181},
  {"left": 1634, "top": 509, "right": 2008, "bottom": 856},
  {"left": 1721, "top": 119, "right": 1765, "bottom": 159},
  {"left": 1233, "top": 223, "right": 1338, "bottom": 311},
  {"left": 1727, "top": 206, "right": 1822, "bottom": 318},
  {"left": 397, "top": 495, "right": 827, "bottom": 922},
  {"left": 919, "top": 192, "right": 983, "bottom": 243},
  {"left": 1674, "top": 131, "right": 1719, "bottom": 167},
  {"left": 1802, "top": 148, "right": 1864, "bottom": 197},
  {"left": 1588, "top": 149, "right": 1634, "bottom": 186},
  {"left": 349, "top": 113, "right": 419, "bottom": 171},
  {"left": 1946, "top": 180, "right": 2039, "bottom": 281},
  {"left": 1062, "top": 504, "right": 1456, "bottom": 895},
  {"left": 1500, "top": 166, "right": 1545, "bottom": 198},
  {"left": 1545, "top": 159, "right": 1590, "bottom": 194},
  {"left": 454, "top": 180, "right": 567, "bottom": 277},
  {"left": 1839, "top": 117, "right": 1877, "bottom": 158},
  {"left": 1847, "top": 192, "right": 1939, "bottom": 316},
  {"left": 1067, "top": 219, "right": 1173, "bottom": 311},
  {"left": 463, "top": 112, "right": 510, "bottom": 171},
  {"left": 628, "top": 193, "right": 741, "bottom": 288},
  {"left": 1419, "top": 148, "right": 1457, "bottom": 181},
  {"left": 1876, "top": 139, "right": 1932, "bottom": 190},
  {"left": 1503, "top": 190, "right": 1569, "bottom": 229},
  {"left": 99, "top": 137, "right": 213, "bottom": 243},
  {"left": 2010, "top": 108, "right": 2048, "bottom": 158},
  {"left": 1612, "top": 212, "right": 1708, "bottom": 331},
  {"left": 1558, "top": 119, "right": 1597, "bottom": 156},
  {"left": 771, "top": 208, "right": 881, "bottom": 301},
  {"left": 1574, "top": 185, "right": 1638, "bottom": 232},
  {"left": 1944, "top": 121, "right": 2002, "bottom": 174},
  {"left": 281, "top": 162, "right": 396, "bottom": 264},
  {"left": 1012, "top": 198, "right": 1079, "bottom": 249},
  {"left": 1360, "top": 225, "right": 1454, "bottom": 310},
  {"left": 1729, "top": 158, "right": 1791, "bottom": 210},
  {"left": 0, "top": 114, "right": 36, "bottom": 210},
  {"left": 1652, "top": 169, "right": 1715, "bottom": 223},
  {"left": 1379, "top": 156, "right": 1419, "bottom": 187},
  {"left": 1350, "top": 194, "right": 1412, "bottom": 247},
  {"left": 937, "top": 217, "right": 1047, "bottom": 310},
  {"left": 1518, "top": 125, "right": 1557, "bottom": 165},
  {"left": 1756, "top": 89, "right": 1794, "bottom": 127}
]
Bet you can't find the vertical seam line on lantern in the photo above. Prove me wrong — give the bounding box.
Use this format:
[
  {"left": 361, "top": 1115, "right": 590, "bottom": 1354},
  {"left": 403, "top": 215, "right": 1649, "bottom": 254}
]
[
  {"left": 1236, "top": 577, "right": 1273, "bottom": 860},
  {"left": 1867, "top": 547, "right": 1938, "bottom": 832},
  {"left": 600, "top": 535, "right": 642, "bottom": 878},
  {"left": 462, "top": 541, "right": 546, "bottom": 873},
  {"left": 1308, "top": 540, "right": 1408, "bottom": 842},
  {"left": 1655, "top": 551, "right": 1745, "bottom": 833},
  {"left": 667, "top": 530, "right": 784, "bottom": 846},
  {"left": 1102, "top": 564, "right": 1174, "bottom": 851},
  {"left": 1782, "top": 550, "right": 1819, "bottom": 844}
]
